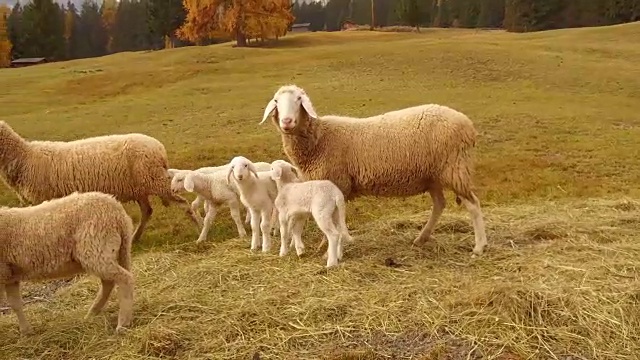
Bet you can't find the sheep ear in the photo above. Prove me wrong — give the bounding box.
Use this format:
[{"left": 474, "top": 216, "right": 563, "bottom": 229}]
[
  {"left": 300, "top": 94, "right": 318, "bottom": 120},
  {"left": 271, "top": 166, "right": 282, "bottom": 180},
  {"left": 249, "top": 163, "right": 259, "bottom": 179},
  {"left": 290, "top": 166, "right": 301, "bottom": 179},
  {"left": 184, "top": 174, "right": 195, "bottom": 192},
  {"left": 226, "top": 165, "right": 234, "bottom": 185},
  {"left": 260, "top": 99, "right": 277, "bottom": 124}
]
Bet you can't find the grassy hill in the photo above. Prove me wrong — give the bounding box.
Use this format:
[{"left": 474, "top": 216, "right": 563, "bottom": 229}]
[{"left": 1, "top": 23, "right": 640, "bottom": 359}]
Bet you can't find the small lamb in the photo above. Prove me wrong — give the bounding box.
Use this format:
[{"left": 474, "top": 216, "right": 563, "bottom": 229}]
[
  {"left": 270, "top": 160, "right": 353, "bottom": 268},
  {"left": 176, "top": 170, "right": 248, "bottom": 243},
  {"left": 0, "top": 191, "right": 135, "bottom": 335},
  {"left": 226, "top": 156, "right": 279, "bottom": 252}
]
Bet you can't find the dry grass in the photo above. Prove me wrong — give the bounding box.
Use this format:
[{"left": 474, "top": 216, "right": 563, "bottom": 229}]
[{"left": 1, "top": 23, "right": 640, "bottom": 359}]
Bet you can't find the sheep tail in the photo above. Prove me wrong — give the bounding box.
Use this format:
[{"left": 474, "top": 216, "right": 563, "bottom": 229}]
[{"left": 335, "top": 195, "right": 353, "bottom": 243}]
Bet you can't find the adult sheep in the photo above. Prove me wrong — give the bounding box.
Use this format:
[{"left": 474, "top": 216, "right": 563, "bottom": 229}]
[
  {"left": 0, "top": 121, "right": 200, "bottom": 243},
  {"left": 259, "top": 84, "right": 488, "bottom": 256}
]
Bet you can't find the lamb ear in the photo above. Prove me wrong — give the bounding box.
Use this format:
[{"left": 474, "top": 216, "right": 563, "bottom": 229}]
[
  {"left": 290, "top": 166, "right": 301, "bottom": 179},
  {"left": 184, "top": 174, "right": 195, "bottom": 192},
  {"left": 271, "top": 166, "right": 282, "bottom": 180},
  {"left": 249, "top": 163, "right": 259, "bottom": 178},
  {"left": 226, "top": 165, "right": 234, "bottom": 185},
  {"left": 260, "top": 99, "right": 277, "bottom": 124},
  {"left": 300, "top": 94, "right": 318, "bottom": 120}
]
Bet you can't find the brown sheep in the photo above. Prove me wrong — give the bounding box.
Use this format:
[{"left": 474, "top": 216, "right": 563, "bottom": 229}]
[
  {"left": 0, "top": 121, "right": 200, "bottom": 243},
  {"left": 0, "top": 191, "right": 135, "bottom": 335},
  {"left": 259, "top": 84, "right": 488, "bottom": 256}
]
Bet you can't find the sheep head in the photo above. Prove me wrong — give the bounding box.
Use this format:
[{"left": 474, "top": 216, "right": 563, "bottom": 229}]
[
  {"left": 227, "top": 156, "right": 259, "bottom": 184},
  {"left": 259, "top": 84, "right": 318, "bottom": 134},
  {"left": 270, "top": 159, "right": 300, "bottom": 183}
]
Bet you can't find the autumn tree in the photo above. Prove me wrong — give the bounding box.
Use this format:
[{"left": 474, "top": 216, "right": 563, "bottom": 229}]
[
  {"left": 101, "top": 0, "right": 117, "bottom": 52},
  {"left": 178, "top": 0, "right": 294, "bottom": 47},
  {"left": 0, "top": 4, "right": 11, "bottom": 67}
]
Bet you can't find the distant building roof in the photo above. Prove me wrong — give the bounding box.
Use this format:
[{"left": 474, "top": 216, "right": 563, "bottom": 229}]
[
  {"left": 11, "top": 57, "right": 47, "bottom": 64},
  {"left": 291, "top": 23, "right": 311, "bottom": 28}
]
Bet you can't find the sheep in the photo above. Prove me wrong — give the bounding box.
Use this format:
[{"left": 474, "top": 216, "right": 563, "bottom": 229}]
[
  {"left": 226, "top": 156, "right": 279, "bottom": 252},
  {"left": 259, "top": 84, "right": 488, "bottom": 257},
  {"left": 176, "top": 169, "right": 249, "bottom": 243},
  {"left": 168, "top": 161, "right": 272, "bottom": 224},
  {"left": 270, "top": 160, "right": 353, "bottom": 268},
  {"left": 0, "top": 121, "right": 200, "bottom": 244},
  {"left": 0, "top": 191, "right": 135, "bottom": 335}
]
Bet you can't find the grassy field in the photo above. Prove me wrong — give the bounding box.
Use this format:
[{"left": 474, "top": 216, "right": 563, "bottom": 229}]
[{"left": 1, "top": 22, "right": 640, "bottom": 359}]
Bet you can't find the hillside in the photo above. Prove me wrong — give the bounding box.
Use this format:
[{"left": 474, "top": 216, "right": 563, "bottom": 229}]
[{"left": 1, "top": 23, "right": 640, "bottom": 359}]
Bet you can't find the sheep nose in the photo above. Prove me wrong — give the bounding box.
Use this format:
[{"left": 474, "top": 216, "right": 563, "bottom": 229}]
[
  {"left": 238, "top": 174, "right": 243, "bottom": 180},
  {"left": 281, "top": 117, "right": 293, "bottom": 125}
]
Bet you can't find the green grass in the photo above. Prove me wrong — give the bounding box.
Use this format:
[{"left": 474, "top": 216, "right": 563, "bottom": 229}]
[{"left": 1, "top": 23, "right": 640, "bottom": 359}]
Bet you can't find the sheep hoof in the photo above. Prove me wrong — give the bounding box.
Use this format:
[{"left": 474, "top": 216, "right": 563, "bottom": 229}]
[
  {"left": 195, "top": 238, "right": 205, "bottom": 244},
  {"left": 115, "top": 325, "right": 129, "bottom": 335},
  {"left": 472, "top": 247, "right": 484, "bottom": 257},
  {"left": 412, "top": 236, "right": 428, "bottom": 247}
]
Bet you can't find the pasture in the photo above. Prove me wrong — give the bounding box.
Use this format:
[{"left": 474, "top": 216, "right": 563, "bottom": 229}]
[{"left": 1, "top": 22, "right": 640, "bottom": 359}]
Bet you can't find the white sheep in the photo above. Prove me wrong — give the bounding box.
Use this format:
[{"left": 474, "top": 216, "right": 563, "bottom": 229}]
[
  {"left": 0, "top": 191, "right": 135, "bottom": 335},
  {"left": 270, "top": 160, "right": 353, "bottom": 268},
  {"left": 177, "top": 170, "right": 248, "bottom": 243},
  {"left": 0, "top": 121, "right": 200, "bottom": 244},
  {"left": 259, "top": 84, "right": 488, "bottom": 257},
  {"left": 168, "top": 161, "right": 272, "bottom": 224},
  {"left": 226, "top": 156, "right": 279, "bottom": 252}
]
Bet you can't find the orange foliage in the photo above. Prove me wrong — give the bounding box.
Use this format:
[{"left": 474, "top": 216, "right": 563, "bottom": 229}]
[
  {"left": 177, "top": 0, "right": 294, "bottom": 45},
  {"left": 101, "top": 0, "right": 118, "bottom": 52},
  {"left": 0, "top": 5, "right": 11, "bottom": 68}
]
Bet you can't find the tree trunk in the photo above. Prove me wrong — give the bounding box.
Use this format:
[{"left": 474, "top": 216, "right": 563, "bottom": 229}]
[
  {"left": 236, "top": 29, "right": 247, "bottom": 47},
  {"left": 370, "top": 0, "right": 375, "bottom": 30}
]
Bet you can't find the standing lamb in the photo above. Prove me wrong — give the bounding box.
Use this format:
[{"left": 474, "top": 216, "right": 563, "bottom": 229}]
[
  {"left": 226, "top": 156, "right": 279, "bottom": 252},
  {"left": 259, "top": 84, "right": 488, "bottom": 256},
  {"left": 168, "top": 161, "right": 272, "bottom": 224},
  {"left": 0, "top": 121, "right": 200, "bottom": 243},
  {"left": 0, "top": 191, "right": 135, "bottom": 335},
  {"left": 270, "top": 160, "right": 353, "bottom": 268}
]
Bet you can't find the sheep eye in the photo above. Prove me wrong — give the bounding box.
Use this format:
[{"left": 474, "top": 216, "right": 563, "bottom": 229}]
[{"left": 244, "top": 164, "right": 248, "bottom": 167}]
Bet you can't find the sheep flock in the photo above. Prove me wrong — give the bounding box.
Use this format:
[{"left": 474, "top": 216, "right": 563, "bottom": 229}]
[{"left": 0, "top": 83, "right": 488, "bottom": 335}]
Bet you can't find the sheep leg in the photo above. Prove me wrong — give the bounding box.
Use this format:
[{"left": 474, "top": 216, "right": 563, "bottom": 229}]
[
  {"left": 4, "top": 282, "right": 32, "bottom": 335},
  {"left": 196, "top": 202, "right": 217, "bottom": 243},
  {"left": 0, "top": 284, "right": 6, "bottom": 313},
  {"left": 228, "top": 200, "right": 247, "bottom": 238},
  {"left": 249, "top": 208, "right": 261, "bottom": 251},
  {"left": 244, "top": 206, "right": 251, "bottom": 224},
  {"left": 290, "top": 216, "right": 306, "bottom": 256},
  {"left": 278, "top": 211, "right": 291, "bottom": 257},
  {"left": 160, "top": 193, "right": 201, "bottom": 227},
  {"left": 190, "top": 196, "right": 205, "bottom": 224},
  {"left": 413, "top": 186, "right": 446, "bottom": 246},
  {"left": 260, "top": 208, "right": 273, "bottom": 253},
  {"left": 315, "top": 213, "right": 341, "bottom": 268},
  {"left": 86, "top": 280, "right": 115, "bottom": 317},
  {"left": 132, "top": 198, "right": 153, "bottom": 243},
  {"left": 459, "top": 192, "right": 487, "bottom": 256},
  {"left": 270, "top": 208, "right": 279, "bottom": 237}
]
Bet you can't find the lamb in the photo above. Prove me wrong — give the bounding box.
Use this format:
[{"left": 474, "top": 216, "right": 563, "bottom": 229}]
[
  {"left": 175, "top": 169, "right": 249, "bottom": 243},
  {"left": 0, "top": 191, "right": 135, "bottom": 335},
  {"left": 270, "top": 160, "right": 353, "bottom": 268},
  {"left": 168, "top": 161, "right": 272, "bottom": 224},
  {"left": 259, "top": 84, "right": 488, "bottom": 257},
  {"left": 0, "top": 121, "right": 200, "bottom": 243},
  {"left": 226, "top": 156, "right": 279, "bottom": 252}
]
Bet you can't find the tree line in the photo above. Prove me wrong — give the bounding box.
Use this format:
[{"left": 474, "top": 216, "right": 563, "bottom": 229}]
[{"left": 0, "top": 0, "right": 638, "bottom": 67}]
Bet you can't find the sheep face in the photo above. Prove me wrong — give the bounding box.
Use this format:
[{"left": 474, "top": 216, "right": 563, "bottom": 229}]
[
  {"left": 226, "top": 156, "right": 259, "bottom": 184},
  {"left": 259, "top": 85, "right": 318, "bottom": 134},
  {"left": 171, "top": 172, "right": 189, "bottom": 192},
  {"left": 270, "top": 160, "right": 300, "bottom": 182}
]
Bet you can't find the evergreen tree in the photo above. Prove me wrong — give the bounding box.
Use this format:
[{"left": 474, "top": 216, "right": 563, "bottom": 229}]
[
  {"left": 20, "top": 0, "right": 65, "bottom": 60},
  {"left": 76, "top": 0, "right": 108, "bottom": 58},
  {"left": 148, "top": 0, "right": 186, "bottom": 48}
]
